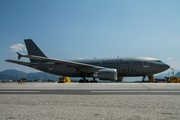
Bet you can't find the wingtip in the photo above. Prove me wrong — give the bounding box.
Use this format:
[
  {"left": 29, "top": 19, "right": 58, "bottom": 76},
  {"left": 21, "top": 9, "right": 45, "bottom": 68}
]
[{"left": 5, "top": 60, "right": 12, "bottom": 62}]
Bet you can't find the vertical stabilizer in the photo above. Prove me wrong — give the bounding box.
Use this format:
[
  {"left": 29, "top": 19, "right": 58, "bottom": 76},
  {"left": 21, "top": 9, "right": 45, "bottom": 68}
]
[{"left": 24, "top": 39, "right": 47, "bottom": 63}]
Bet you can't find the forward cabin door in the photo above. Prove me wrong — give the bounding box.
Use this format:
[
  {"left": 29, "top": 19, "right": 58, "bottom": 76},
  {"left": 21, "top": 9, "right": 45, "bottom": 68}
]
[{"left": 143, "top": 61, "right": 149, "bottom": 67}]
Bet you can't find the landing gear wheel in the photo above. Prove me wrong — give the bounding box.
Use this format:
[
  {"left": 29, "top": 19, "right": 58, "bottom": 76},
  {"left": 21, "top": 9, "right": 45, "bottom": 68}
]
[
  {"left": 90, "top": 80, "right": 98, "bottom": 83},
  {"left": 85, "top": 79, "right": 89, "bottom": 83},
  {"left": 79, "top": 79, "right": 89, "bottom": 83},
  {"left": 79, "top": 79, "right": 84, "bottom": 83}
]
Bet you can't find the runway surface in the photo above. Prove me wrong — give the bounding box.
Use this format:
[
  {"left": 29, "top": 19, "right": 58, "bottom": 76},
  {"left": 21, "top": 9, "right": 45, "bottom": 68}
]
[
  {"left": 1, "top": 83, "right": 180, "bottom": 120},
  {"left": 0, "top": 83, "right": 180, "bottom": 95},
  {"left": 1, "top": 89, "right": 180, "bottom": 95}
]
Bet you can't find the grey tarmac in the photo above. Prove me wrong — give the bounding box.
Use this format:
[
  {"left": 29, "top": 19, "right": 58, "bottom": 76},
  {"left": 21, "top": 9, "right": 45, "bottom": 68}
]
[
  {"left": 0, "top": 83, "right": 180, "bottom": 120},
  {"left": 1, "top": 89, "right": 180, "bottom": 95}
]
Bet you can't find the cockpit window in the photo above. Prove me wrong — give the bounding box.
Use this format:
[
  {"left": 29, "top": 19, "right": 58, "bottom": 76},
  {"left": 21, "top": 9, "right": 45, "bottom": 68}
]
[{"left": 156, "top": 60, "right": 162, "bottom": 62}]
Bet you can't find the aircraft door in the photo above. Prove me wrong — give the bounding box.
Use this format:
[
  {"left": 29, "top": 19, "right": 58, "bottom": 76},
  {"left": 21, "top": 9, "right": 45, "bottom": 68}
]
[{"left": 143, "top": 61, "right": 149, "bottom": 67}]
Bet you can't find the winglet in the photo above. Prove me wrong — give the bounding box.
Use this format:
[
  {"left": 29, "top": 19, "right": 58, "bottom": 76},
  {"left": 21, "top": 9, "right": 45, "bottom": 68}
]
[{"left": 17, "top": 52, "right": 23, "bottom": 60}]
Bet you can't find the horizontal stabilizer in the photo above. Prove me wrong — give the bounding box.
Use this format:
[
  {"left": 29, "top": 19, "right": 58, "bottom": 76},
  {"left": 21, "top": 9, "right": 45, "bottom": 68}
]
[{"left": 17, "top": 52, "right": 23, "bottom": 60}]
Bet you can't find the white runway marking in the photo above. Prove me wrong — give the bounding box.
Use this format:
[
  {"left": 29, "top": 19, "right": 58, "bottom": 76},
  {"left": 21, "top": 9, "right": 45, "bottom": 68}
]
[
  {"left": 91, "top": 91, "right": 180, "bottom": 93},
  {"left": 0, "top": 91, "right": 40, "bottom": 92}
]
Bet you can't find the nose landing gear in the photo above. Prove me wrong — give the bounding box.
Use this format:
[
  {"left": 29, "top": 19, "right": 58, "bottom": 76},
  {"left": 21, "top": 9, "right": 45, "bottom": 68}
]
[{"left": 142, "top": 76, "right": 146, "bottom": 82}]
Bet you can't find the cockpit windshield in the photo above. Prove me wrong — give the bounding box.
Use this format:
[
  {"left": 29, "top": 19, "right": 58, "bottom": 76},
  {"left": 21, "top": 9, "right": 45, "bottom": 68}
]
[{"left": 156, "top": 60, "right": 162, "bottom": 62}]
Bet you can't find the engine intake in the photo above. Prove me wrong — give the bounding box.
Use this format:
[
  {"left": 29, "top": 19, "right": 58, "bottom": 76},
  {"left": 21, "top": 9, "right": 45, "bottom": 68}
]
[{"left": 93, "top": 68, "right": 118, "bottom": 81}]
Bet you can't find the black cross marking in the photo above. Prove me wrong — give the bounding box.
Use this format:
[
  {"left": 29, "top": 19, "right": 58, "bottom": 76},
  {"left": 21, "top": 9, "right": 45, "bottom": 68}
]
[{"left": 126, "top": 68, "right": 131, "bottom": 73}]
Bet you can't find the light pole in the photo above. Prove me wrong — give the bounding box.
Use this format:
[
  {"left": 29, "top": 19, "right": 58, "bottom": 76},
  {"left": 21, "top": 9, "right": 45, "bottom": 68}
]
[{"left": 170, "top": 68, "right": 174, "bottom": 76}]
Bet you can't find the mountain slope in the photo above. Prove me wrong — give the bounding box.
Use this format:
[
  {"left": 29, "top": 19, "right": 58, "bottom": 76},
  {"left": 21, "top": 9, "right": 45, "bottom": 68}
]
[
  {"left": 26, "top": 72, "right": 59, "bottom": 80},
  {"left": 0, "top": 73, "right": 15, "bottom": 80},
  {"left": 0, "top": 69, "right": 27, "bottom": 78},
  {"left": 175, "top": 72, "right": 180, "bottom": 77},
  {"left": 0, "top": 69, "right": 59, "bottom": 81}
]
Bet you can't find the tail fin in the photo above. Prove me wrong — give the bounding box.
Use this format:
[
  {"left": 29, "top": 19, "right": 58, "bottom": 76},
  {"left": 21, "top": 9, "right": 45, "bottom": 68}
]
[{"left": 24, "top": 39, "right": 47, "bottom": 63}]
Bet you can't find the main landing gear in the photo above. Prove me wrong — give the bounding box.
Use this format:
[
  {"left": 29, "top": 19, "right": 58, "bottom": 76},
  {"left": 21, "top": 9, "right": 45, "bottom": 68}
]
[
  {"left": 90, "top": 78, "right": 98, "bottom": 83},
  {"left": 79, "top": 78, "right": 98, "bottom": 83},
  {"left": 79, "top": 79, "right": 89, "bottom": 83}
]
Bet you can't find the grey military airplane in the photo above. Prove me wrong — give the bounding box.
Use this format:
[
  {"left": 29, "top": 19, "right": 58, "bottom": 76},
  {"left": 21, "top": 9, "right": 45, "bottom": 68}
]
[{"left": 5, "top": 39, "right": 170, "bottom": 82}]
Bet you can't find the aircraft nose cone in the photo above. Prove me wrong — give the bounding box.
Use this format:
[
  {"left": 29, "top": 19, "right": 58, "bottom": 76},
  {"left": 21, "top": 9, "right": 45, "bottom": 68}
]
[
  {"left": 155, "top": 63, "right": 170, "bottom": 73},
  {"left": 164, "top": 64, "right": 170, "bottom": 70}
]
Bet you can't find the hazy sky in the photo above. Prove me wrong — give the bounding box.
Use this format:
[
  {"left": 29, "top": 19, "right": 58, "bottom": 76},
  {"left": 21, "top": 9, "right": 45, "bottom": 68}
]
[{"left": 0, "top": 0, "right": 180, "bottom": 76}]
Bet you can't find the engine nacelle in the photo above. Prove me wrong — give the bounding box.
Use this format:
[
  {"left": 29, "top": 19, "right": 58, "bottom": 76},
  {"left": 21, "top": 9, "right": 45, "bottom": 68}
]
[{"left": 93, "top": 69, "right": 118, "bottom": 81}]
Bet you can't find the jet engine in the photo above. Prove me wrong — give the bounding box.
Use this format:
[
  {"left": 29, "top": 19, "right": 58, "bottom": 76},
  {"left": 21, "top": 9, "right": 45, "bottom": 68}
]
[{"left": 93, "top": 68, "right": 118, "bottom": 81}]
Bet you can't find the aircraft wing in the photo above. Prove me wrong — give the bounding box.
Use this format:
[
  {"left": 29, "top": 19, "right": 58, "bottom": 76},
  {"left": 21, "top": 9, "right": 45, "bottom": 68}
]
[
  {"left": 5, "top": 60, "right": 37, "bottom": 67},
  {"left": 16, "top": 53, "right": 105, "bottom": 73}
]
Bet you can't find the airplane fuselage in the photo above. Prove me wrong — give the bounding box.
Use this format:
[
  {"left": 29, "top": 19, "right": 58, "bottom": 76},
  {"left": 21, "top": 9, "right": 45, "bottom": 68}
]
[{"left": 36, "top": 57, "right": 169, "bottom": 79}]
